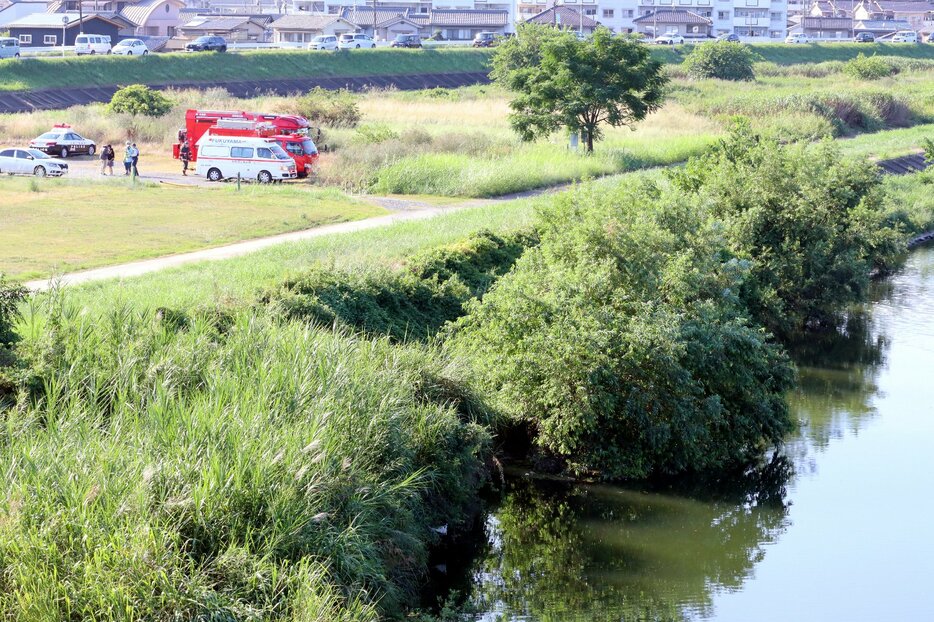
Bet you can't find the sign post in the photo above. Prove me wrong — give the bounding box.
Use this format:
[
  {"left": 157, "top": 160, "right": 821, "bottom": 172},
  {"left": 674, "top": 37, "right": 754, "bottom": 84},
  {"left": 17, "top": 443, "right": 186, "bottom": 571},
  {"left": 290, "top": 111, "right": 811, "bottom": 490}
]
[{"left": 62, "top": 15, "right": 68, "bottom": 57}]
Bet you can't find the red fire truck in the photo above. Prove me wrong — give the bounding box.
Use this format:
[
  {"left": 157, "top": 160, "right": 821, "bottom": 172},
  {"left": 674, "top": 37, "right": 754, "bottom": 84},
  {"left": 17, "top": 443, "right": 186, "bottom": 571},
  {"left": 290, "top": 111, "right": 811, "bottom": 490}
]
[{"left": 174, "top": 109, "right": 319, "bottom": 177}]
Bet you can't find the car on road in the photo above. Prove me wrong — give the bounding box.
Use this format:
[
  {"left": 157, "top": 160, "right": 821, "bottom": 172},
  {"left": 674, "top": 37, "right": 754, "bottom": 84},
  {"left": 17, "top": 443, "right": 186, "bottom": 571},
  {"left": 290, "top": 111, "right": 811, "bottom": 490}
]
[
  {"left": 785, "top": 33, "right": 810, "bottom": 43},
  {"left": 472, "top": 31, "right": 500, "bottom": 47},
  {"left": 891, "top": 30, "right": 918, "bottom": 43},
  {"left": 338, "top": 33, "right": 375, "bottom": 49},
  {"left": 0, "top": 37, "right": 20, "bottom": 59},
  {"left": 390, "top": 34, "right": 422, "bottom": 48},
  {"left": 196, "top": 134, "right": 296, "bottom": 183},
  {"left": 112, "top": 38, "right": 149, "bottom": 55},
  {"left": 29, "top": 125, "right": 96, "bottom": 158},
  {"left": 186, "top": 36, "right": 227, "bottom": 52},
  {"left": 854, "top": 31, "right": 875, "bottom": 42},
  {"left": 74, "top": 34, "right": 111, "bottom": 55},
  {"left": 0, "top": 148, "right": 69, "bottom": 177},
  {"left": 654, "top": 34, "right": 685, "bottom": 45},
  {"left": 307, "top": 35, "right": 338, "bottom": 50},
  {"left": 716, "top": 33, "right": 740, "bottom": 42}
]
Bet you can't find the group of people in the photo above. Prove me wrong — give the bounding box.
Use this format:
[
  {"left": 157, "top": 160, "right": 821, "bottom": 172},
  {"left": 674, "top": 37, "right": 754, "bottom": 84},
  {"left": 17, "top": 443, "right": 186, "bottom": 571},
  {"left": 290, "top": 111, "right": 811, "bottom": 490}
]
[{"left": 99, "top": 142, "right": 141, "bottom": 176}]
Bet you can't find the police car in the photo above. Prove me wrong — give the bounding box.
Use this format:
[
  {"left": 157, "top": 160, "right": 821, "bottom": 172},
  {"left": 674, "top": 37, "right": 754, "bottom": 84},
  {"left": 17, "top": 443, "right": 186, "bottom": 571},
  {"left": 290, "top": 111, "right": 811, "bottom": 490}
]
[{"left": 28, "top": 124, "right": 97, "bottom": 158}]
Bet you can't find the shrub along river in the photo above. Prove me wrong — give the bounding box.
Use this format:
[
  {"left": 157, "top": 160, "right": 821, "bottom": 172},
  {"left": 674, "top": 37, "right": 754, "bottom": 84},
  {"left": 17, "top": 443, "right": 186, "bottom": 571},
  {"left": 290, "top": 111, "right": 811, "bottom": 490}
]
[{"left": 431, "top": 246, "right": 934, "bottom": 621}]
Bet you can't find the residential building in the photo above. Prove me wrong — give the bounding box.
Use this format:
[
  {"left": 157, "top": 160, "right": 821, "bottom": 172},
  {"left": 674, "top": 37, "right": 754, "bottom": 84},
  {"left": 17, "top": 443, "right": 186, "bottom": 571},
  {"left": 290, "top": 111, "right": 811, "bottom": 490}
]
[
  {"left": 0, "top": 0, "right": 47, "bottom": 29},
  {"left": 634, "top": 8, "right": 712, "bottom": 37},
  {"left": 523, "top": 4, "right": 601, "bottom": 32},
  {"left": 119, "top": 0, "right": 186, "bottom": 35},
  {"left": 178, "top": 14, "right": 272, "bottom": 39},
  {"left": 5, "top": 11, "right": 131, "bottom": 45},
  {"left": 269, "top": 12, "right": 354, "bottom": 41},
  {"left": 854, "top": 0, "right": 934, "bottom": 33}
]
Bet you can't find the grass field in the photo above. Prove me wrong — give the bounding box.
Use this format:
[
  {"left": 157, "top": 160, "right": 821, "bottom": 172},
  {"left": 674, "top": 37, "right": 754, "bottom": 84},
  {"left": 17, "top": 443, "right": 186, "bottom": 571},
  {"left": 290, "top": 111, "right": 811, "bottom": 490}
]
[
  {"left": 0, "top": 48, "right": 493, "bottom": 92},
  {"left": 4, "top": 43, "right": 934, "bottom": 93},
  {"left": 0, "top": 177, "right": 384, "bottom": 280}
]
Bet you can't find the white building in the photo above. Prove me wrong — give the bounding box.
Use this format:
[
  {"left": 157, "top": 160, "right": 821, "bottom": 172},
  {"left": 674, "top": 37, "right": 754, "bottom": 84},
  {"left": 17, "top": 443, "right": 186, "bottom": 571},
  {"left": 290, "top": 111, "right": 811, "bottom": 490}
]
[{"left": 0, "top": 0, "right": 48, "bottom": 28}]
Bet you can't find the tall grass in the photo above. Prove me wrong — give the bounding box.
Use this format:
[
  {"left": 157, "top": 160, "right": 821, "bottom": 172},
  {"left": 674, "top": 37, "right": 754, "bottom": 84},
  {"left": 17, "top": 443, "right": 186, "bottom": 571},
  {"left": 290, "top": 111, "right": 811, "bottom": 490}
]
[{"left": 1, "top": 294, "right": 491, "bottom": 619}]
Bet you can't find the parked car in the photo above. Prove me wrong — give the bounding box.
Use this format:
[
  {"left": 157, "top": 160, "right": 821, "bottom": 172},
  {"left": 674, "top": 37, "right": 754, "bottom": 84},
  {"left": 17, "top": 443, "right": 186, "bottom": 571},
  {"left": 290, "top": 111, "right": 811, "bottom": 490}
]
[
  {"left": 0, "top": 37, "right": 20, "bottom": 59},
  {"left": 186, "top": 36, "right": 227, "bottom": 52},
  {"left": 307, "top": 35, "right": 338, "bottom": 50},
  {"left": 0, "top": 148, "right": 68, "bottom": 177},
  {"left": 928, "top": 33, "right": 934, "bottom": 43},
  {"left": 854, "top": 31, "right": 875, "bottom": 42},
  {"left": 891, "top": 30, "right": 918, "bottom": 43},
  {"left": 391, "top": 34, "right": 422, "bottom": 48},
  {"left": 716, "top": 33, "right": 740, "bottom": 42},
  {"left": 338, "top": 33, "right": 375, "bottom": 49},
  {"left": 785, "top": 33, "right": 810, "bottom": 43},
  {"left": 654, "top": 34, "right": 685, "bottom": 45},
  {"left": 472, "top": 31, "right": 500, "bottom": 47},
  {"left": 74, "top": 34, "right": 111, "bottom": 55},
  {"left": 112, "top": 38, "right": 149, "bottom": 55},
  {"left": 28, "top": 125, "right": 96, "bottom": 158}
]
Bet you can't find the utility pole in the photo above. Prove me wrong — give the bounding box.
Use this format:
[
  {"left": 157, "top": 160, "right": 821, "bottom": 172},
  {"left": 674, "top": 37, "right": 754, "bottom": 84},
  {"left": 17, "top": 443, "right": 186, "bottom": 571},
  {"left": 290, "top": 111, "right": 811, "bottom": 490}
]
[
  {"left": 372, "top": 0, "right": 376, "bottom": 39},
  {"left": 78, "top": 0, "right": 84, "bottom": 34}
]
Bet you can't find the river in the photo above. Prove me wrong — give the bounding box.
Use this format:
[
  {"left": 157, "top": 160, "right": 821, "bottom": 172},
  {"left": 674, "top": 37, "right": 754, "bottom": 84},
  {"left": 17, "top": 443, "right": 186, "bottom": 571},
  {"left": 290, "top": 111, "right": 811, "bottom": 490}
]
[{"left": 437, "top": 247, "right": 934, "bottom": 621}]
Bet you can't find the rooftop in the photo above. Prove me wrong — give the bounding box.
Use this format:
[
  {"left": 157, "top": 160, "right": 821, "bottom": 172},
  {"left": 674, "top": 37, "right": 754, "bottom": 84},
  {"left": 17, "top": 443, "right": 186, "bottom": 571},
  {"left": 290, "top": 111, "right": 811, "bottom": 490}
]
[
  {"left": 524, "top": 6, "right": 600, "bottom": 27},
  {"left": 633, "top": 10, "right": 712, "bottom": 24}
]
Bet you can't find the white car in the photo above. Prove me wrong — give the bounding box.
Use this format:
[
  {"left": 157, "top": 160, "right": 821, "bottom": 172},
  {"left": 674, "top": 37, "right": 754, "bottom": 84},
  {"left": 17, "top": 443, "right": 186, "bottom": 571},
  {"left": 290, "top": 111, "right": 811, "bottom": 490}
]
[
  {"left": 29, "top": 125, "right": 96, "bottom": 158},
  {"left": 891, "top": 30, "right": 918, "bottom": 43},
  {"left": 74, "top": 34, "right": 111, "bottom": 55},
  {"left": 307, "top": 35, "right": 338, "bottom": 50},
  {"left": 785, "top": 33, "right": 810, "bottom": 43},
  {"left": 654, "top": 34, "right": 685, "bottom": 45},
  {"left": 337, "top": 33, "right": 376, "bottom": 49},
  {"left": 112, "top": 38, "right": 150, "bottom": 56},
  {"left": 196, "top": 134, "right": 296, "bottom": 183},
  {"left": 0, "top": 148, "right": 68, "bottom": 177}
]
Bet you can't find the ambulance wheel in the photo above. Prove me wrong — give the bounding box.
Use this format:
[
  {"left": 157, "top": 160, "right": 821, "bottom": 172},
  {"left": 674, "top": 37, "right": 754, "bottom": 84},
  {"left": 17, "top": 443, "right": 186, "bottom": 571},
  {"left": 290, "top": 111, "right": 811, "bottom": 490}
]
[
  {"left": 207, "top": 168, "right": 223, "bottom": 182},
  {"left": 257, "top": 170, "right": 273, "bottom": 184}
]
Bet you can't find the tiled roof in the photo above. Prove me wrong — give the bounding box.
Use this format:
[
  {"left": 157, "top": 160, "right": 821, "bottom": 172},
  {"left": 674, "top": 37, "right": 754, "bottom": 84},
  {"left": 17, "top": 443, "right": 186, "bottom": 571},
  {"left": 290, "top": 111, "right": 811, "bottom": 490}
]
[
  {"left": 634, "top": 10, "right": 712, "bottom": 24},
  {"left": 120, "top": 0, "right": 183, "bottom": 27},
  {"left": 341, "top": 6, "right": 412, "bottom": 25},
  {"left": 802, "top": 16, "right": 853, "bottom": 27},
  {"left": 860, "top": 0, "right": 934, "bottom": 13},
  {"left": 525, "top": 6, "right": 600, "bottom": 27},
  {"left": 181, "top": 15, "right": 261, "bottom": 30},
  {"left": 855, "top": 17, "right": 912, "bottom": 27},
  {"left": 7, "top": 10, "right": 128, "bottom": 27},
  {"left": 269, "top": 14, "right": 347, "bottom": 30},
  {"left": 430, "top": 9, "right": 508, "bottom": 27}
]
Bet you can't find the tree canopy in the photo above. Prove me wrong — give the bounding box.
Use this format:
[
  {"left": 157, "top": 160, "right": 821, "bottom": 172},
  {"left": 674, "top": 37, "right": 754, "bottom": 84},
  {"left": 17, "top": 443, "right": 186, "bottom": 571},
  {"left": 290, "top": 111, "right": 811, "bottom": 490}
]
[{"left": 491, "top": 25, "right": 667, "bottom": 152}]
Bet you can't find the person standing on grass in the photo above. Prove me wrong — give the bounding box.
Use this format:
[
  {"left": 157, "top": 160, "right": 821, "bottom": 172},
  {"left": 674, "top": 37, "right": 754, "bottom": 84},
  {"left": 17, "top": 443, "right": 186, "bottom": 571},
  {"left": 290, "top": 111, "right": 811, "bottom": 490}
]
[
  {"left": 130, "top": 142, "right": 140, "bottom": 177},
  {"left": 99, "top": 144, "right": 111, "bottom": 175},
  {"left": 180, "top": 140, "right": 191, "bottom": 176},
  {"left": 123, "top": 141, "right": 133, "bottom": 175},
  {"left": 106, "top": 144, "right": 115, "bottom": 175}
]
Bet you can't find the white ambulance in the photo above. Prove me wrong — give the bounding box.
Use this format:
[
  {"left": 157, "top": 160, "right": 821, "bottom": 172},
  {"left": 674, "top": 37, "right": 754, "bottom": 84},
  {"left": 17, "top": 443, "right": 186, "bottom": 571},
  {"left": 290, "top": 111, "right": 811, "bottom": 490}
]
[{"left": 195, "top": 133, "right": 297, "bottom": 183}]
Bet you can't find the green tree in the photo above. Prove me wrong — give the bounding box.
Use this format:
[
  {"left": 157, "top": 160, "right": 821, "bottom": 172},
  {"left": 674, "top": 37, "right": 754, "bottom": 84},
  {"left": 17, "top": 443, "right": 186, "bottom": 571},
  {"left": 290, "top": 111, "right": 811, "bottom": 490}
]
[
  {"left": 684, "top": 40, "right": 756, "bottom": 81},
  {"left": 671, "top": 123, "right": 904, "bottom": 336},
  {"left": 451, "top": 183, "right": 794, "bottom": 480},
  {"left": 491, "top": 25, "right": 667, "bottom": 152},
  {"left": 107, "top": 84, "right": 173, "bottom": 117}
]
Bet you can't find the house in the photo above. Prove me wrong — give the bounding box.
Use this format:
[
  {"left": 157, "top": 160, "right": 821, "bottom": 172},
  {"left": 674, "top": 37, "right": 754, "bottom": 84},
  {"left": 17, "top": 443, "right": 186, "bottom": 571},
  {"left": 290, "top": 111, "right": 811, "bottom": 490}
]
[
  {"left": 268, "top": 13, "right": 355, "bottom": 43},
  {"left": 0, "top": 0, "right": 47, "bottom": 29},
  {"left": 120, "top": 0, "right": 186, "bottom": 36},
  {"left": 5, "top": 11, "right": 130, "bottom": 45},
  {"left": 854, "top": 0, "right": 934, "bottom": 34},
  {"left": 336, "top": 5, "right": 510, "bottom": 40},
  {"left": 523, "top": 6, "right": 601, "bottom": 34},
  {"left": 797, "top": 15, "right": 853, "bottom": 37},
  {"left": 178, "top": 14, "right": 271, "bottom": 40},
  {"left": 633, "top": 9, "right": 712, "bottom": 37},
  {"left": 428, "top": 9, "right": 510, "bottom": 39}
]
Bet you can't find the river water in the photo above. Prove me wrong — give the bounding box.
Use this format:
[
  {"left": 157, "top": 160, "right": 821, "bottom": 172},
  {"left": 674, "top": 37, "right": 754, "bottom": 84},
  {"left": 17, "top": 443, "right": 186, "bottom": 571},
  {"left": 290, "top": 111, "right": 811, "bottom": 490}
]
[{"left": 445, "top": 247, "right": 934, "bottom": 622}]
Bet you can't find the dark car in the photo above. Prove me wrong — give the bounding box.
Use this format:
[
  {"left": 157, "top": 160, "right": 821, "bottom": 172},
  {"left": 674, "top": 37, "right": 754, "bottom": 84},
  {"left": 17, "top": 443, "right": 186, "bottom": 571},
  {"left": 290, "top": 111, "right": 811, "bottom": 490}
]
[
  {"left": 391, "top": 34, "right": 422, "bottom": 48},
  {"left": 186, "top": 36, "right": 227, "bottom": 52},
  {"left": 716, "top": 33, "right": 740, "bottom": 42},
  {"left": 472, "top": 31, "right": 500, "bottom": 48},
  {"left": 854, "top": 32, "right": 875, "bottom": 43}
]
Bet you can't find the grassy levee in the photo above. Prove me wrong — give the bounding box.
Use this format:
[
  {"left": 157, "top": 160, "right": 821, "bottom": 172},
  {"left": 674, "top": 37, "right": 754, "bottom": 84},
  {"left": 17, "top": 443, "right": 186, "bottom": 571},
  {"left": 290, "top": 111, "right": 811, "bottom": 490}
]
[
  {"left": 654, "top": 42, "right": 934, "bottom": 66},
  {"left": 0, "top": 48, "right": 493, "bottom": 92}
]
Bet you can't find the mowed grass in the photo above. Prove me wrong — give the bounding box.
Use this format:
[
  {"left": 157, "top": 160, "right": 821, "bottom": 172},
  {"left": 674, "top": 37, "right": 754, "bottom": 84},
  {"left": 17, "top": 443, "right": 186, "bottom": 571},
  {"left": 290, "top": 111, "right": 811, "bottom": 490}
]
[
  {"left": 839, "top": 123, "right": 934, "bottom": 159},
  {"left": 0, "top": 177, "right": 385, "bottom": 280},
  {"left": 0, "top": 48, "right": 493, "bottom": 91}
]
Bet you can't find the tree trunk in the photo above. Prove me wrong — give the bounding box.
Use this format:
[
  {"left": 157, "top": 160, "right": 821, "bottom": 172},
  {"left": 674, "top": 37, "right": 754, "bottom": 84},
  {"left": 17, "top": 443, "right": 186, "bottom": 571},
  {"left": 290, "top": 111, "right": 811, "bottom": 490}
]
[{"left": 586, "top": 131, "right": 594, "bottom": 153}]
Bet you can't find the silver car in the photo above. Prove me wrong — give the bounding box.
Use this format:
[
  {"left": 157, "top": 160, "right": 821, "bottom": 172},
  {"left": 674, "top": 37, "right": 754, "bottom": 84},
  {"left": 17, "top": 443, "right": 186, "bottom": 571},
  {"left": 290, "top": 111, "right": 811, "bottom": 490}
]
[{"left": 0, "top": 148, "right": 69, "bottom": 177}]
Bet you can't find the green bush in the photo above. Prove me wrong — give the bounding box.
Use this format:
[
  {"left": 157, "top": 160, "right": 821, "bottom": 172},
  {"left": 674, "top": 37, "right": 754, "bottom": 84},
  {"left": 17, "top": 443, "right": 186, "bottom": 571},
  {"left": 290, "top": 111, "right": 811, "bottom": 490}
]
[
  {"left": 287, "top": 87, "right": 361, "bottom": 128},
  {"left": 106, "top": 84, "right": 173, "bottom": 117},
  {"left": 268, "top": 229, "right": 536, "bottom": 341},
  {"left": 451, "top": 183, "right": 796, "bottom": 480},
  {"left": 843, "top": 53, "right": 898, "bottom": 80},
  {"left": 684, "top": 41, "right": 756, "bottom": 81},
  {"left": 671, "top": 123, "right": 905, "bottom": 336},
  {"left": 0, "top": 275, "right": 25, "bottom": 347}
]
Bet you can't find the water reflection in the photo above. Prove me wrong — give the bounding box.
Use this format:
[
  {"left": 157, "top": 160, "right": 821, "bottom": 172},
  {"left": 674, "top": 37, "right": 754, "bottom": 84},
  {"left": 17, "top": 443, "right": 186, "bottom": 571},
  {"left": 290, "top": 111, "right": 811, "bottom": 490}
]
[{"left": 451, "top": 270, "right": 899, "bottom": 622}]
